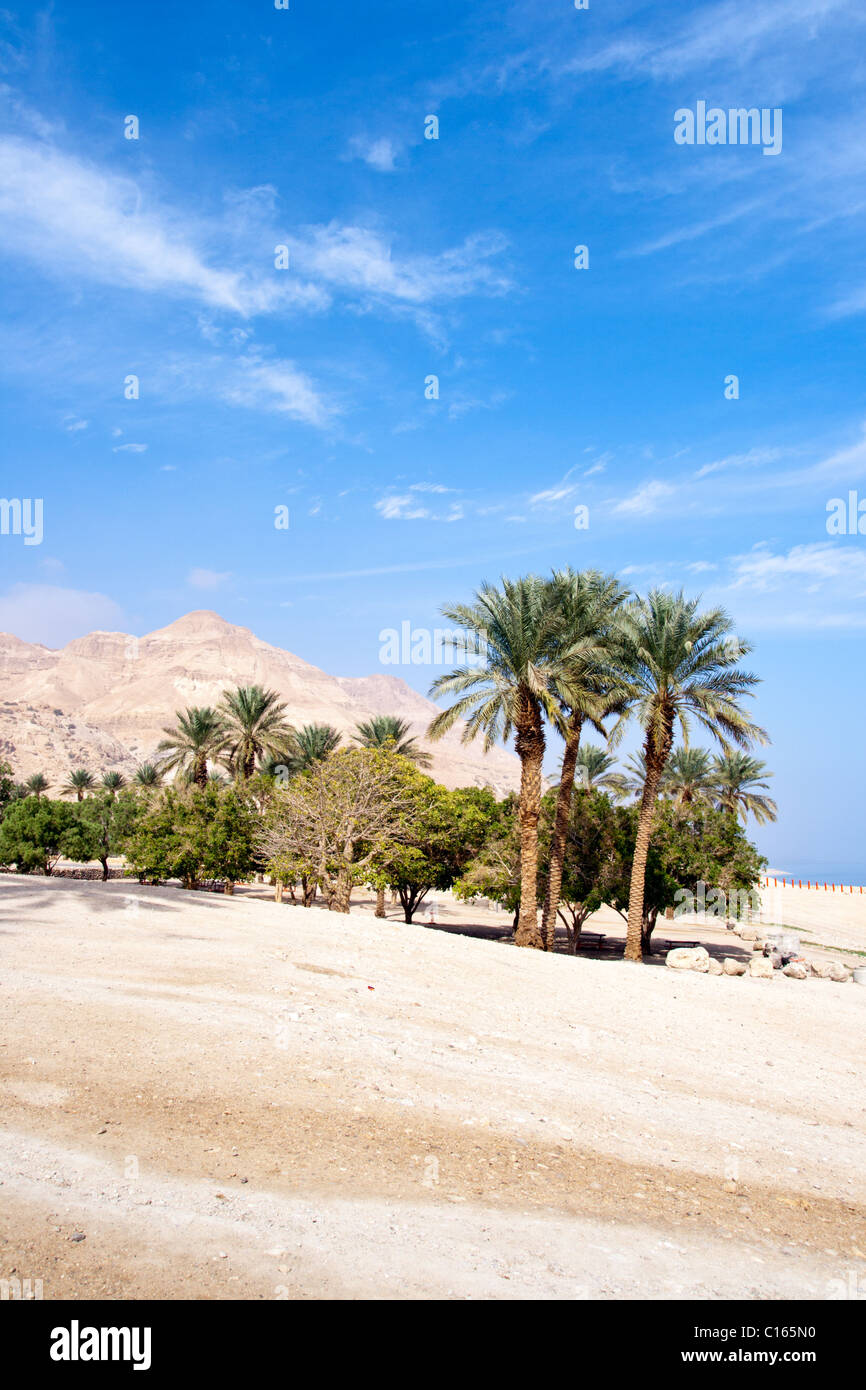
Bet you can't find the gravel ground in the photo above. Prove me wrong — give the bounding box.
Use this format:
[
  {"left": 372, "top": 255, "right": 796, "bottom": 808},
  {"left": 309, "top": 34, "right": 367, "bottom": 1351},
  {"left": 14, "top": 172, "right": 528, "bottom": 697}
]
[{"left": 1, "top": 876, "right": 864, "bottom": 1300}]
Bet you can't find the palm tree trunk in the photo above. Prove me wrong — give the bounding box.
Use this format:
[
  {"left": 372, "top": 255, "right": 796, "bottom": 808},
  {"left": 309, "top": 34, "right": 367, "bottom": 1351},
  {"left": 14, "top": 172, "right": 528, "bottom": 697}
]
[
  {"left": 624, "top": 727, "right": 672, "bottom": 962},
  {"left": 194, "top": 755, "right": 208, "bottom": 789},
  {"left": 375, "top": 884, "right": 386, "bottom": 918},
  {"left": 541, "top": 712, "right": 583, "bottom": 951},
  {"left": 514, "top": 699, "right": 545, "bottom": 949}
]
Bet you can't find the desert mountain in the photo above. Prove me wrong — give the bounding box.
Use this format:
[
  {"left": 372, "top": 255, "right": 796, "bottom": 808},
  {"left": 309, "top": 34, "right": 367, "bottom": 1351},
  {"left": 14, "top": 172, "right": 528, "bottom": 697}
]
[{"left": 0, "top": 610, "right": 520, "bottom": 795}]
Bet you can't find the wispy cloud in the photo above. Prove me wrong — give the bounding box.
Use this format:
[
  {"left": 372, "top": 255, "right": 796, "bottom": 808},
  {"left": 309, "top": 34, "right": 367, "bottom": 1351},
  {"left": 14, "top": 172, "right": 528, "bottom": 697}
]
[
  {"left": 612, "top": 480, "right": 676, "bottom": 516},
  {"left": 0, "top": 136, "right": 326, "bottom": 316},
  {"left": 221, "top": 354, "right": 337, "bottom": 429},
  {"left": 375, "top": 492, "right": 464, "bottom": 522},
  {"left": 289, "top": 224, "right": 512, "bottom": 305},
  {"left": 694, "top": 446, "right": 784, "bottom": 479},
  {"left": 347, "top": 135, "right": 400, "bottom": 172}
]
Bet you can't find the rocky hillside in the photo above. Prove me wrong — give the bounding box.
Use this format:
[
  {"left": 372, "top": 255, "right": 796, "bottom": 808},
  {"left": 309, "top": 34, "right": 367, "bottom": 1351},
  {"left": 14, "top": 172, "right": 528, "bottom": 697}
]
[{"left": 0, "top": 610, "right": 519, "bottom": 795}]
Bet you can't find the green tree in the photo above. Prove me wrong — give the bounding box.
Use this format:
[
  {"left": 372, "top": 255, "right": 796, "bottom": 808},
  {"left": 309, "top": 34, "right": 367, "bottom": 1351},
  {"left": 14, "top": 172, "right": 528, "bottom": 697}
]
[
  {"left": 453, "top": 793, "right": 522, "bottom": 918},
  {"left": 0, "top": 798, "right": 77, "bottom": 874},
  {"left": 541, "top": 569, "right": 631, "bottom": 948},
  {"left": 618, "top": 591, "right": 766, "bottom": 962},
  {"left": 101, "top": 770, "right": 127, "bottom": 798},
  {"left": 713, "top": 751, "right": 777, "bottom": 825},
  {"left": 554, "top": 789, "right": 629, "bottom": 952},
  {"left": 572, "top": 743, "right": 622, "bottom": 793},
  {"left": 62, "top": 768, "right": 96, "bottom": 801},
  {"left": 664, "top": 747, "right": 717, "bottom": 808},
  {"left": 608, "top": 750, "right": 665, "bottom": 803},
  {"left": 0, "top": 760, "right": 15, "bottom": 820},
  {"left": 260, "top": 748, "right": 420, "bottom": 912},
  {"left": 133, "top": 762, "right": 164, "bottom": 790},
  {"left": 275, "top": 723, "right": 342, "bottom": 776},
  {"left": 122, "top": 788, "right": 201, "bottom": 887},
  {"left": 219, "top": 685, "right": 295, "bottom": 780},
  {"left": 428, "top": 575, "right": 582, "bottom": 949},
  {"left": 613, "top": 801, "right": 767, "bottom": 949},
  {"left": 353, "top": 715, "right": 431, "bottom": 768},
  {"left": 371, "top": 780, "right": 499, "bottom": 923},
  {"left": 157, "top": 706, "right": 228, "bottom": 788},
  {"left": 185, "top": 783, "right": 259, "bottom": 892},
  {"left": 63, "top": 789, "right": 142, "bottom": 880},
  {"left": 25, "top": 772, "right": 51, "bottom": 799}
]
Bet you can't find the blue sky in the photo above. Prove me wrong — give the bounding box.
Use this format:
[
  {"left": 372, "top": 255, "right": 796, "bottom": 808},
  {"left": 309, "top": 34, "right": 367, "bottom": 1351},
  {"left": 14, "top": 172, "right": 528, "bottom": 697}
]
[{"left": 1, "top": 0, "right": 865, "bottom": 874}]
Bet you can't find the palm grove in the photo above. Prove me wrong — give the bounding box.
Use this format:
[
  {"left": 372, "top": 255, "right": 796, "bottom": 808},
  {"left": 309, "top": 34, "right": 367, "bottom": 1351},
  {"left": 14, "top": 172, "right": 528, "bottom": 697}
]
[{"left": 0, "top": 572, "right": 774, "bottom": 962}]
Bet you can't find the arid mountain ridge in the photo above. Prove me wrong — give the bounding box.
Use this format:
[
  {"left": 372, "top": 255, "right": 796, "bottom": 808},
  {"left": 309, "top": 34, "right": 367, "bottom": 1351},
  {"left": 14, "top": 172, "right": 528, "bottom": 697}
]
[{"left": 0, "top": 610, "right": 520, "bottom": 794}]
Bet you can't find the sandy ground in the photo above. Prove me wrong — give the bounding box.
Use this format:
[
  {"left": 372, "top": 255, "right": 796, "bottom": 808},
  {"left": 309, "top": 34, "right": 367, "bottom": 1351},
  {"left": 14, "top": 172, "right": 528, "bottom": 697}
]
[{"left": 1, "top": 875, "right": 865, "bottom": 1301}]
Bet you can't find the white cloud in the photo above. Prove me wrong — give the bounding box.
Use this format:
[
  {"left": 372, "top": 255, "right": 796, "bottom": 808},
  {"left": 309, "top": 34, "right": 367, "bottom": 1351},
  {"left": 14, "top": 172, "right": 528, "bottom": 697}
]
[
  {"left": 694, "top": 446, "right": 783, "bottom": 480},
  {"left": 0, "top": 135, "right": 326, "bottom": 317},
  {"left": 0, "top": 584, "right": 124, "bottom": 648},
  {"left": 562, "top": 0, "right": 856, "bottom": 83},
  {"left": 348, "top": 135, "right": 400, "bottom": 172},
  {"left": 729, "top": 541, "right": 866, "bottom": 592},
  {"left": 112, "top": 442, "right": 148, "bottom": 454},
  {"left": 188, "top": 568, "right": 231, "bottom": 590},
  {"left": 221, "top": 355, "right": 336, "bottom": 429},
  {"left": 289, "top": 224, "right": 511, "bottom": 305},
  {"left": 375, "top": 493, "right": 464, "bottom": 522},
  {"left": 375, "top": 494, "right": 431, "bottom": 521},
  {"left": 63, "top": 416, "right": 88, "bottom": 433},
  {"left": 612, "top": 480, "right": 676, "bottom": 516}
]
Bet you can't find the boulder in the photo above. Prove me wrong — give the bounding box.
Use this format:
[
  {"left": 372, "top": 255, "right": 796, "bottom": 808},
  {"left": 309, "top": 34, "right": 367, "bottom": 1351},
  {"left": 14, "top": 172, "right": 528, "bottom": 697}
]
[
  {"left": 723, "top": 958, "right": 748, "bottom": 976},
  {"left": 827, "top": 962, "right": 852, "bottom": 983},
  {"left": 666, "top": 946, "right": 710, "bottom": 972},
  {"left": 749, "top": 956, "right": 774, "bottom": 980},
  {"left": 783, "top": 961, "right": 808, "bottom": 980},
  {"left": 811, "top": 959, "right": 852, "bottom": 982},
  {"left": 737, "top": 928, "right": 758, "bottom": 943},
  {"left": 708, "top": 958, "right": 723, "bottom": 975}
]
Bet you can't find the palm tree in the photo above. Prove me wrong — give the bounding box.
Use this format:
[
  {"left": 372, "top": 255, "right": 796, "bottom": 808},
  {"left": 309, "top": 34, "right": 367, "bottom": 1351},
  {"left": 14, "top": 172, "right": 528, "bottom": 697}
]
[
  {"left": 353, "top": 715, "right": 432, "bottom": 769},
  {"left": 157, "top": 705, "right": 228, "bottom": 788},
  {"left": 608, "top": 750, "right": 652, "bottom": 802},
  {"left": 618, "top": 590, "right": 766, "bottom": 962},
  {"left": 133, "top": 762, "right": 164, "bottom": 789},
  {"left": 713, "top": 750, "right": 777, "bottom": 825},
  {"left": 25, "top": 772, "right": 50, "bottom": 799},
  {"left": 219, "top": 685, "right": 295, "bottom": 780},
  {"left": 664, "top": 746, "right": 717, "bottom": 808},
  {"left": 572, "top": 743, "right": 622, "bottom": 793},
  {"left": 62, "top": 768, "right": 96, "bottom": 801},
  {"left": 427, "top": 575, "right": 577, "bottom": 949},
  {"left": 101, "top": 770, "right": 127, "bottom": 798},
  {"left": 283, "top": 723, "right": 342, "bottom": 775},
  {"left": 540, "top": 569, "right": 632, "bottom": 948}
]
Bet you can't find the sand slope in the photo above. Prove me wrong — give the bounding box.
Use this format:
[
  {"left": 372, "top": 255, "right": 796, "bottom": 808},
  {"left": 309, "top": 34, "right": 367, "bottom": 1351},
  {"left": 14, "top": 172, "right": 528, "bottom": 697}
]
[{"left": 1, "top": 877, "right": 864, "bottom": 1300}]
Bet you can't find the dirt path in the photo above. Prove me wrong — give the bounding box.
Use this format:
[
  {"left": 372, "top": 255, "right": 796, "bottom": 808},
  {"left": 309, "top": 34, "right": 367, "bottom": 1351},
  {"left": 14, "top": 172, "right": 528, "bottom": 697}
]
[{"left": 1, "top": 877, "right": 864, "bottom": 1299}]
